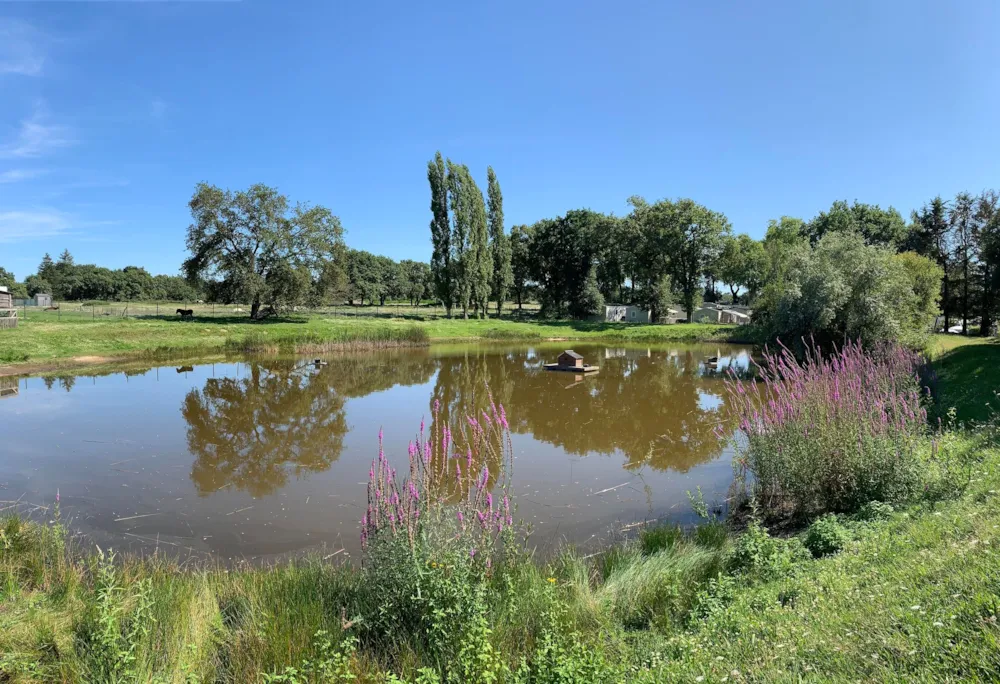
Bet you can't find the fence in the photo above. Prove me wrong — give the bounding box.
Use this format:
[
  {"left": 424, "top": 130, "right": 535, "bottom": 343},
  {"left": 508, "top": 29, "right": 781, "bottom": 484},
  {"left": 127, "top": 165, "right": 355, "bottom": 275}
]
[{"left": 15, "top": 300, "right": 542, "bottom": 322}]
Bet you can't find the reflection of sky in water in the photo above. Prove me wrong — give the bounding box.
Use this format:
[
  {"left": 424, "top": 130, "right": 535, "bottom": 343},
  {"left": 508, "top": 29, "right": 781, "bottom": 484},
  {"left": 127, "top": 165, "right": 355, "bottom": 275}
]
[{"left": 1, "top": 342, "right": 750, "bottom": 560}]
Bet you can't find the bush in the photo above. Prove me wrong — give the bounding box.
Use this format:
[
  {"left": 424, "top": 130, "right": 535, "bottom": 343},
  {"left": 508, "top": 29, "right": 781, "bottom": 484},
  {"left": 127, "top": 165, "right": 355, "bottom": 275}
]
[
  {"left": 804, "top": 514, "right": 851, "bottom": 557},
  {"left": 726, "top": 340, "right": 928, "bottom": 518},
  {"left": 727, "top": 520, "right": 809, "bottom": 580},
  {"left": 855, "top": 500, "right": 894, "bottom": 522}
]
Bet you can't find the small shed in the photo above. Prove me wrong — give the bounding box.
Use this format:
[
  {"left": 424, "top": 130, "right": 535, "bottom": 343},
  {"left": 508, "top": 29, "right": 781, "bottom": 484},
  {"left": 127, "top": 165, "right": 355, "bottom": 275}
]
[
  {"left": 691, "top": 307, "right": 722, "bottom": 323},
  {"left": 33, "top": 293, "right": 53, "bottom": 308},
  {"left": 557, "top": 350, "right": 584, "bottom": 368},
  {"left": 719, "top": 309, "right": 751, "bottom": 325},
  {"left": 0, "top": 286, "right": 16, "bottom": 330}
]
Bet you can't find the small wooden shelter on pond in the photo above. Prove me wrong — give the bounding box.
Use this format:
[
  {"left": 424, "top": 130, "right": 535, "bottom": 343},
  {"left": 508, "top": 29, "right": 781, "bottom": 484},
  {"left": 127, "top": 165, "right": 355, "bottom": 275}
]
[{"left": 545, "top": 349, "right": 599, "bottom": 373}]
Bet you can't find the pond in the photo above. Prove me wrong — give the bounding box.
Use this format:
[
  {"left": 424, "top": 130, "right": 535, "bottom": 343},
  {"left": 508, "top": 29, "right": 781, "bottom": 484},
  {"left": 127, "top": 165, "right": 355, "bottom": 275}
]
[{"left": 0, "top": 342, "right": 751, "bottom": 561}]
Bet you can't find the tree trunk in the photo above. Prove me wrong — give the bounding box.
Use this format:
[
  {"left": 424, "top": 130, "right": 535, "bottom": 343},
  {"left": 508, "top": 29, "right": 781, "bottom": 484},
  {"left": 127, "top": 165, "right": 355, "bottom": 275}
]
[
  {"left": 963, "top": 253, "right": 969, "bottom": 335},
  {"left": 730, "top": 284, "right": 738, "bottom": 302},
  {"left": 250, "top": 296, "right": 261, "bottom": 320},
  {"left": 942, "top": 270, "right": 950, "bottom": 331},
  {"left": 496, "top": 299, "right": 502, "bottom": 316},
  {"left": 981, "top": 264, "right": 994, "bottom": 337}
]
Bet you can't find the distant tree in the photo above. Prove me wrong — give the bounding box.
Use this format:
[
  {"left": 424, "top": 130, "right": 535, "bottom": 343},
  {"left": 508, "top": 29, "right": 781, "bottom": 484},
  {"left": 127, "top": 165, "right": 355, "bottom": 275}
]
[
  {"left": 635, "top": 197, "right": 730, "bottom": 322},
  {"left": 950, "top": 192, "right": 977, "bottom": 335},
  {"left": 427, "top": 152, "right": 452, "bottom": 315},
  {"left": 593, "top": 216, "right": 629, "bottom": 303},
  {"left": 717, "top": 233, "right": 766, "bottom": 304},
  {"left": 399, "top": 260, "right": 431, "bottom": 305},
  {"left": 650, "top": 274, "right": 674, "bottom": 323},
  {"left": 509, "top": 224, "right": 532, "bottom": 310},
  {"left": 183, "top": 183, "right": 344, "bottom": 319},
  {"left": 487, "top": 166, "right": 513, "bottom": 315},
  {"left": 805, "top": 200, "right": 908, "bottom": 249},
  {"left": 906, "top": 197, "right": 952, "bottom": 330},
  {"left": 576, "top": 265, "right": 604, "bottom": 318},
  {"left": 446, "top": 161, "right": 472, "bottom": 317},
  {"left": 893, "top": 251, "right": 944, "bottom": 334},
  {"left": 530, "top": 210, "right": 605, "bottom": 317},
  {"left": 345, "top": 250, "right": 382, "bottom": 305},
  {"left": 0, "top": 266, "right": 15, "bottom": 290},
  {"left": 58, "top": 249, "right": 74, "bottom": 266},
  {"left": 38, "top": 253, "right": 54, "bottom": 278},
  {"left": 975, "top": 190, "right": 1000, "bottom": 336},
  {"left": 468, "top": 170, "right": 492, "bottom": 318},
  {"left": 24, "top": 274, "right": 53, "bottom": 298}
]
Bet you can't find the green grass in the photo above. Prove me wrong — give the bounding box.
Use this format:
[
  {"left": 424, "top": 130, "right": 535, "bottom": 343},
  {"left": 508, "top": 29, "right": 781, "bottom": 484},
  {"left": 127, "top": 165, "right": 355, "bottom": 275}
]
[
  {"left": 927, "top": 334, "right": 1000, "bottom": 424},
  {"left": 0, "top": 310, "right": 740, "bottom": 371}
]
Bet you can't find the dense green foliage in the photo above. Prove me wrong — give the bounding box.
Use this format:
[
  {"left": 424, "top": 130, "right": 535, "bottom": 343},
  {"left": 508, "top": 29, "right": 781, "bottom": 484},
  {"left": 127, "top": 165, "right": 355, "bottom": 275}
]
[
  {"left": 183, "top": 183, "right": 346, "bottom": 318},
  {"left": 487, "top": 166, "right": 513, "bottom": 316}
]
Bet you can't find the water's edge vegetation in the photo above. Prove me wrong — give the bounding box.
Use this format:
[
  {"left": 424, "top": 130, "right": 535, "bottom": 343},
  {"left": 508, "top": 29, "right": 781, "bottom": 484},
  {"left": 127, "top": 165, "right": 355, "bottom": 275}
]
[
  {"left": 2, "top": 338, "right": 999, "bottom": 682},
  {"left": 0, "top": 314, "right": 742, "bottom": 373}
]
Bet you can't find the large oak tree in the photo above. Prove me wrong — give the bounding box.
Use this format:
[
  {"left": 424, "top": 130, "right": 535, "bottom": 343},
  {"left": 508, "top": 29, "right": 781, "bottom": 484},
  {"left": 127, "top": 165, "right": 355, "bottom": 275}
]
[{"left": 183, "top": 183, "right": 344, "bottom": 319}]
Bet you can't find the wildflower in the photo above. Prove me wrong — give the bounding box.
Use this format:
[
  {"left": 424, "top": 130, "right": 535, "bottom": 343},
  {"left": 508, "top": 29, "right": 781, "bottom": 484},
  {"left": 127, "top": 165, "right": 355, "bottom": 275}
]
[
  {"left": 55, "top": 489, "right": 60, "bottom": 503},
  {"left": 469, "top": 548, "right": 476, "bottom": 559},
  {"left": 547, "top": 577, "right": 556, "bottom": 584}
]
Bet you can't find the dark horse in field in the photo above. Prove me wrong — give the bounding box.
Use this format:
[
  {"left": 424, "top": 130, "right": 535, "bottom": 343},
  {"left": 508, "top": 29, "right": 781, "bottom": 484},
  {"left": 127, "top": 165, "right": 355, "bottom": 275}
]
[{"left": 176, "top": 308, "right": 194, "bottom": 319}]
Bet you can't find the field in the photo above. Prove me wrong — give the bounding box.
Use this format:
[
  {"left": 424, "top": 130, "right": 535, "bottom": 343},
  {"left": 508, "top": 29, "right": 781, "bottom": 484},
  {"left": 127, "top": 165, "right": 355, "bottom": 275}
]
[{"left": 0, "top": 302, "right": 742, "bottom": 373}]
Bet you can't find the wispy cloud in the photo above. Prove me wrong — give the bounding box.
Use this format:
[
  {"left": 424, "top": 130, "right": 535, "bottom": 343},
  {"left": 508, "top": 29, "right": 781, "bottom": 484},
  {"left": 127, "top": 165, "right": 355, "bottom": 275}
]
[
  {"left": 0, "top": 168, "right": 48, "bottom": 183},
  {"left": 0, "top": 209, "right": 71, "bottom": 242},
  {"left": 0, "top": 107, "right": 75, "bottom": 159},
  {"left": 0, "top": 19, "right": 46, "bottom": 77}
]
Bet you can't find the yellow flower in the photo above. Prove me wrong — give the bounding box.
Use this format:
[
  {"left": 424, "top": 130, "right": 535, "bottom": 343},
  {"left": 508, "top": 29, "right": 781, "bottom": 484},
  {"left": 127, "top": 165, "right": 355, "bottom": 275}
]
[{"left": 547, "top": 577, "right": 556, "bottom": 584}]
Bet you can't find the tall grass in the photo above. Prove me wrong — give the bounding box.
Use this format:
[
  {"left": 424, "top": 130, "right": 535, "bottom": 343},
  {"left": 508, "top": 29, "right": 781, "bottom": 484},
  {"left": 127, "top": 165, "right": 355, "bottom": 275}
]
[
  {"left": 223, "top": 324, "right": 429, "bottom": 353},
  {"left": 725, "top": 339, "right": 929, "bottom": 518}
]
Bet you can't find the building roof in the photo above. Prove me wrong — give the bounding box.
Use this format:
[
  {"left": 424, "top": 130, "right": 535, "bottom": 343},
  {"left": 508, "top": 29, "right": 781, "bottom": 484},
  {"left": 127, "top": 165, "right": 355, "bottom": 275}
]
[{"left": 560, "top": 350, "right": 583, "bottom": 359}]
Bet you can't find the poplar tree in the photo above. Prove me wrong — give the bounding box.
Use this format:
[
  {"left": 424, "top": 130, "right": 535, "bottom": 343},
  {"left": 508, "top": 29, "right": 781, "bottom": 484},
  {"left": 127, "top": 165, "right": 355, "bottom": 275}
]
[
  {"left": 427, "top": 152, "right": 452, "bottom": 316},
  {"left": 447, "top": 161, "right": 472, "bottom": 318},
  {"left": 487, "top": 166, "right": 513, "bottom": 315},
  {"left": 467, "top": 167, "right": 492, "bottom": 318}
]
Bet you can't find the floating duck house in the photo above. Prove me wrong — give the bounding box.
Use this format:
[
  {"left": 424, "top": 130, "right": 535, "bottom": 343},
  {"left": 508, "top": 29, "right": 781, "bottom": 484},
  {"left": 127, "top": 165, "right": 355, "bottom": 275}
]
[{"left": 544, "top": 350, "right": 599, "bottom": 373}]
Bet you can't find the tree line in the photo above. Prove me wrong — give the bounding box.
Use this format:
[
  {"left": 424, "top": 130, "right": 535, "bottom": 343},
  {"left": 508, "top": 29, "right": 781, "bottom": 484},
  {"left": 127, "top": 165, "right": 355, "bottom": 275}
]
[
  {"left": 0, "top": 250, "right": 200, "bottom": 303},
  {"left": 493, "top": 192, "right": 998, "bottom": 345}
]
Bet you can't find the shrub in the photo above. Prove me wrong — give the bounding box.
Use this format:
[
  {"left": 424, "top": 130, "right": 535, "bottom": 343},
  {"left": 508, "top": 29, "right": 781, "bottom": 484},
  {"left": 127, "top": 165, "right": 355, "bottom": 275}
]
[
  {"left": 727, "top": 520, "right": 809, "bottom": 580},
  {"left": 726, "top": 339, "right": 928, "bottom": 518},
  {"left": 357, "top": 398, "right": 516, "bottom": 681},
  {"left": 855, "top": 500, "right": 894, "bottom": 522},
  {"left": 804, "top": 514, "right": 851, "bottom": 557}
]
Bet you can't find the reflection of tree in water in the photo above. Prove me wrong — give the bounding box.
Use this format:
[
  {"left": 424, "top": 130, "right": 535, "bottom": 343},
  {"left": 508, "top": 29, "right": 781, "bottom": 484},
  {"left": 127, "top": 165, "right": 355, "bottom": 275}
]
[
  {"left": 43, "top": 376, "right": 76, "bottom": 392},
  {"left": 183, "top": 353, "right": 436, "bottom": 496},
  {"left": 429, "top": 346, "right": 736, "bottom": 473}
]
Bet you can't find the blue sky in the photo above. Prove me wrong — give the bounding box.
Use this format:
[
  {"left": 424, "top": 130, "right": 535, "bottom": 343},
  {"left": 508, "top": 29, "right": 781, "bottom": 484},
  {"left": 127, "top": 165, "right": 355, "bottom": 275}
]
[{"left": 1, "top": 1, "right": 998, "bottom": 279}]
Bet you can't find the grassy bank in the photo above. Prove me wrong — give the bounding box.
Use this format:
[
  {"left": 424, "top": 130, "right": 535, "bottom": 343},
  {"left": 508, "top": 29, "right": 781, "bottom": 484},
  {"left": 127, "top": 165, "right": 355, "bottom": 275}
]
[{"left": 0, "top": 311, "right": 740, "bottom": 372}]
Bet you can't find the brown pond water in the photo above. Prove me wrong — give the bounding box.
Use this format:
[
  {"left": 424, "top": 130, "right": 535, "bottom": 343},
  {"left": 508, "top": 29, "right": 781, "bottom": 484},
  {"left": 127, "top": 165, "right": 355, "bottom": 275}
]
[{"left": 0, "top": 342, "right": 751, "bottom": 561}]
